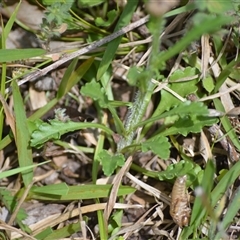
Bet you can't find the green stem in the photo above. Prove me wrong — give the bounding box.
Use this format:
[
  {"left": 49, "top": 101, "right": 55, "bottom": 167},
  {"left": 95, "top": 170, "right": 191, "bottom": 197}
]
[
  {"left": 117, "top": 16, "right": 164, "bottom": 152},
  {"left": 117, "top": 83, "right": 155, "bottom": 151}
]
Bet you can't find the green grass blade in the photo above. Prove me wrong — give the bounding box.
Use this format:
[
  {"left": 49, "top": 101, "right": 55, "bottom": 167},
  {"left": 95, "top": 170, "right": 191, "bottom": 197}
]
[
  {"left": 96, "top": 0, "right": 138, "bottom": 80},
  {"left": 0, "top": 63, "right": 6, "bottom": 141},
  {"left": 214, "top": 186, "right": 240, "bottom": 240},
  {"left": 0, "top": 161, "right": 50, "bottom": 179},
  {"left": 0, "top": 135, "right": 12, "bottom": 151},
  {"left": 211, "top": 160, "right": 240, "bottom": 207},
  {"left": 0, "top": 49, "right": 46, "bottom": 62},
  {"left": 28, "top": 185, "right": 136, "bottom": 201},
  {"left": 190, "top": 160, "right": 215, "bottom": 225},
  {"left": 182, "top": 160, "right": 215, "bottom": 238},
  {"left": 66, "top": 57, "right": 94, "bottom": 92},
  {"left": 92, "top": 112, "right": 109, "bottom": 239},
  {"left": 42, "top": 223, "right": 80, "bottom": 240},
  {"left": 31, "top": 183, "right": 69, "bottom": 196},
  {"left": 57, "top": 58, "right": 78, "bottom": 98},
  {"left": 92, "top": 118, "right": 107, "bottom": 183},
  {"left": 12, "top": 80, "right": 33, "bottom": 186},
  {"left": 57, "top": 57, "right": 94, "bottom": 98},
  {"left": 0, "top": 18, "right": 7, "bottom": 142},
  {"left": 213, "top": 98, "right": 240, "bottom": 151},
  {"left": 164, "top": 2, "right": 196, "bottom": 18},
  {"left": 28, "top": 98, "right": 59, "bottom": 121},
  {"left": 0, "top": 1, "right": 21, "bottom": 48},
  {"left": 214, "top": 56, "right": 240, "bottom": 93},
  {"left": 157, "top": 14, "right": 233, "bottom": 66},
  {"left": 35, "top": 227, "right": 53, "bottom": 239}
]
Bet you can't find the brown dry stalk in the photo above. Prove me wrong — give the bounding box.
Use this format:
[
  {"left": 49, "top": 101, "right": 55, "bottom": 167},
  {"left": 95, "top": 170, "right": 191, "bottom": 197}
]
[{"left": 6, "top": 15, "right": 149, "bottom": 93}]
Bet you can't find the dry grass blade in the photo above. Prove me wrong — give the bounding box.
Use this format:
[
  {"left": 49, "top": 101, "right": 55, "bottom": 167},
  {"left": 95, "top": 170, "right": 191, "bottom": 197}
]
[
  {"left": 120, "top": 205, "right": 158, "bottom": 240},
  {"left": 11, "top": 203, "right": 142, "bottom": 238},
  {"left": 0, "top": 220, "right": 36, "bottom": 240},
  {"left": 103, "top": 156, "right": 133, "bottom": 221},
  {"left": 208, "top": 124, "right": 239, "bottom": 162},
  {"left": 200, "top": 130, "right": 213, "bottom": 161},
  {"left": 200, "top": 82, "right": 240, "bottom": 102},
  {"left": 0, "top": 93, "right": 16, "bottom": 138},
  {"left": 126, "top": 172, "right": 170, "bottom": 205},
  {"left": 209, "top": 57, "right": 235, "bottom": 112},
  {"left": 201, "top": 34, "right": 211, "bottom": 79}
]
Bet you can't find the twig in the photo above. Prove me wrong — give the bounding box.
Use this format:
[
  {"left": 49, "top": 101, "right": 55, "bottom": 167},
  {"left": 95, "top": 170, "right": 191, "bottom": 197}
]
[
  {"left": 6, "top": 15, "right": 149, "bottom": 93},
  {"left": 103, "top": 156, "right": 133, "bottom": 222}
]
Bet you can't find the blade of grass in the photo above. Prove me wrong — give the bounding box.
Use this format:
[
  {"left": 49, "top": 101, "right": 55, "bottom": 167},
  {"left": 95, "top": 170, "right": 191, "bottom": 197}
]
[
  {"left": 190, "top": 160, "right": 215, "bottom": 224},
  {"left": 156, "top": 14, "right": 233, "bottom": 66},
  {"left": 57, "top": 57, "right": 78, "bottom": 98},
  {"left": 12, "top": 80, "right": 33, "bottom": 186},
  {"left": 92, "top": 114, "right": 107, "bottom": 184},
  {"left": 0, "top": 135, "right": 12, "bottom": 151},
  {"left": 0, "top": 90, "right": 16, "bottom": 138},
  {"left": 65, "top": 57, "right": 95, "bottom": 94},
  {"left": 93, "top": 113, "right": 108, "bottom": 239},
  {"left": 31, "top": 183, "right": 69, "bottom": 196},
  {"left": 214, "top": 186, "right": 240, "bottom": 240},
  {"left": 211, "top": 160, "right": 240, "bottom": 207},
  {"left": 181, "top": 160, "right": 215, "bottom": 239},
  {"left": 98, "top": 66, "right": 125, "bottom": 134},
  {"left": 35, "top": 227, "right": 53, "bottom": 240},
  {"left": 0, "top": 18, "right": 7, "bottom": 142},
  {"left": 214, "top": 56, "right": 240, "bottom": 93},
  {"left": 28, "top": 185, "right": 136, "bottom": 201},
  {"left": 213, "top": 98, "right": 240, "bottom": 151},
  {"left": 57, "top": 57, "right": 94, "bottom": 98},
  {"left": 28, "top": 98, "right": 58, "bottom": 121},
  {"left": 0, "top": 1, "right": 36, "bottom": 144},
  {"left": 0, "top": 49, "right": 46, "bottom": 62},
  {"left": 1, "top": 1, "right": 22, "bottom": 42},
  {"left": 182, "top": 160, "right": 240, "bottom": 239},
  {"left": 96, "top": 0, "right": 138, "bottom": 80},
  {"left": 42, "top": 223, "right": 80, "bottom": 240},
  {"left": 0, "top": 160, "right": 50, "bottom": 179}
]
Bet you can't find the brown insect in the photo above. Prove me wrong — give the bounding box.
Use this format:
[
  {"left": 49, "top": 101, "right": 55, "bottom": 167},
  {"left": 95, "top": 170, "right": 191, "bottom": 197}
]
[{"left": 170, "top": 175, "right": 191, "bottom": 227}]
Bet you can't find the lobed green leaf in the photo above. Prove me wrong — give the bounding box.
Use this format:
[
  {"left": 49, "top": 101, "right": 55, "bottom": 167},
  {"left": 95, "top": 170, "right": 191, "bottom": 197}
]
[
  {"left": 30, "top": 119, "right": 114, "bottom": 148},
  {"left": 98, "top": 150, "right": 125, "bottom": 176},
  {"left": 158, "top": 160, "right": 202, "bottom": 182},
  {"left": 142, "top": 135, "right": 170, "bottom": 160},
  {"left": 81, "top": 80, "right": 109, "bottom": 108}
]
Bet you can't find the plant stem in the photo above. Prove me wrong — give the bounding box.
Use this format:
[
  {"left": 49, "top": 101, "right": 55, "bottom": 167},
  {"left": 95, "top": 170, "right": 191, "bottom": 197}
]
[
  {"left": 117, "top": 16, "right": 164, "bottom": 152},
  {"left": 117, "top": 82, "right": 155, "bottom": 151}
]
